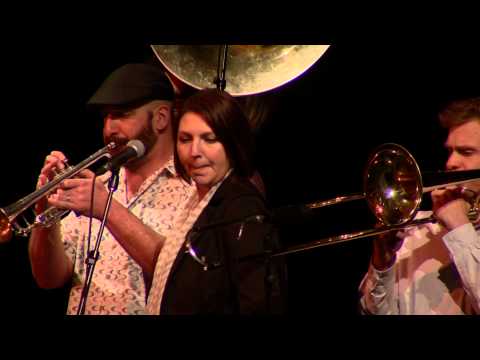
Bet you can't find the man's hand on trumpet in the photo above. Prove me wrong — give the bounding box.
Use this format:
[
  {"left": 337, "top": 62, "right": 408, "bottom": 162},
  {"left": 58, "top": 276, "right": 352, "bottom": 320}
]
[
  {"left": 35, "top": 150, "right": 69, "bottom": 215},
  {"left": 36, "top": 150, "right": 110, "bottom": 220},
  {"left": 48, "top": 170, "right": 109, "bottom": 220}
]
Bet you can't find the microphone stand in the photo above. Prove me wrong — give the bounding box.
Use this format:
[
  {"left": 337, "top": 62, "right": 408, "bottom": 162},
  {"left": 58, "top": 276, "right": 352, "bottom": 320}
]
[
  {"left": 77, "top": 168, "right": 120, "bottom": 315},
  {"left": 214, "top": 45, "right": 228, "bottom": 91}
]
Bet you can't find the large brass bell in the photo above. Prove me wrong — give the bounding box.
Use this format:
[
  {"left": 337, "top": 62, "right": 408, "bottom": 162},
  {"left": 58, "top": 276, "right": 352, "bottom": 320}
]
[{"left": 151, "top": 45, "right": 330, "bottom": 96}]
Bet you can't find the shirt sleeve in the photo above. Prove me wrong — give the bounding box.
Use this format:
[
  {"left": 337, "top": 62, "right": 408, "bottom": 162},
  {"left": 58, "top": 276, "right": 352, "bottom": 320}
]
[
  {"left": 359, "top": 261, "right": 399, "bottom": 315},
  {"left": 442, "top": 223, "right": 480, "bottom": 314}
]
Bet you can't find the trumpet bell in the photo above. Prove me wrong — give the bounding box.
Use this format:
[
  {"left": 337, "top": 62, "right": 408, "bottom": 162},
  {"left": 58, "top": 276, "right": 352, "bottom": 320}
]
[
  {"left": 364, "top": 143, "right": 423, "bottom": 226},
  {"left": 151, "top": 45, "right": 330, "bottom": 96}
]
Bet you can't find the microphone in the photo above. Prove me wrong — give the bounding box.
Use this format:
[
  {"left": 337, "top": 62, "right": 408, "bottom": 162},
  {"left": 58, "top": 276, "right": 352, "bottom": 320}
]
[{"left": 97, "top": 139, "right": 146, "bottom": 174}]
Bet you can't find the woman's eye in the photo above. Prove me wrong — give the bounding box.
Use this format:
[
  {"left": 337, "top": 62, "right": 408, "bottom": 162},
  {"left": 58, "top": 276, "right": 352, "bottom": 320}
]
[{"left": 204, "top": 136, "right": 218, "bottom": 143}]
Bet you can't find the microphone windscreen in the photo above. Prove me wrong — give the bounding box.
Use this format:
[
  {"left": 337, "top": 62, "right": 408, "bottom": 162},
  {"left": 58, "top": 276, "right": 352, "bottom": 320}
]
[{"left": 126, "top": 139, "right": 146, "bottom": 158}]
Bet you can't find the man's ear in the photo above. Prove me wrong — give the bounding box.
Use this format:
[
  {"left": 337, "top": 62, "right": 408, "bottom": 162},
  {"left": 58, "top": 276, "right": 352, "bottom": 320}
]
[{"left": 153, "top": 104, "right": 170, "bottom": 132}]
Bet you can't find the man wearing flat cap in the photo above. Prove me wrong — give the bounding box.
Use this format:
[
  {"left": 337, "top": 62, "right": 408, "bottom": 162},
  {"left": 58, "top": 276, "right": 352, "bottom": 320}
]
[{"left": 28, "top": 63, "right": 194, "bottom": 315}]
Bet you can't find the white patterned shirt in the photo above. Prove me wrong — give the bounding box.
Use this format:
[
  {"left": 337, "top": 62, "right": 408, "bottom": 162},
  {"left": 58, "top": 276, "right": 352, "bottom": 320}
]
[
  {"left": 359, "top": 211, "right": 480, "bottom": 315},
  {"left": 61, "top": 158, "right": 194, "bottom": 315}
]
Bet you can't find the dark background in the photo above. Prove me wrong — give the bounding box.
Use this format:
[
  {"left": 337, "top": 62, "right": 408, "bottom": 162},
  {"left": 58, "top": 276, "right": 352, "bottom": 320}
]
[{"left": 0, "top": 42, "right": 478, "bottom": 316}]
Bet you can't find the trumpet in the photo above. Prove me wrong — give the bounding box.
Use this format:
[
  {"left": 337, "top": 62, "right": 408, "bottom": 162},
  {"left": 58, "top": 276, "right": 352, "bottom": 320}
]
[
  {"left": 272, "top": 143, "right": 480, "bottom": 257},
  {"left": 0, "top": 142, "right": 117, "bottom": 243}
]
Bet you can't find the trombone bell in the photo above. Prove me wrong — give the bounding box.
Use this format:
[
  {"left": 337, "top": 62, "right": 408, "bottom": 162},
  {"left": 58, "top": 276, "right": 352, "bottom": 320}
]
[{"left": 364, "top": 143, "right": 423, "bottom": 226}]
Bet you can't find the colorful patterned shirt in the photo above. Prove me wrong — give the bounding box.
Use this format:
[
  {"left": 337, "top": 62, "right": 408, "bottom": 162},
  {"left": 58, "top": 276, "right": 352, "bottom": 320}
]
[
  {"left": 359, "top": 211, "right": 480, "bottom": 314},
  {"left": 61, "top": 159, "right": 194, "bottom": 315}
]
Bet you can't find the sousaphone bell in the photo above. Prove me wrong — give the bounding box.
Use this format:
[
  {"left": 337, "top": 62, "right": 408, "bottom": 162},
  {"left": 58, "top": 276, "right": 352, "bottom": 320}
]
[{"left": 151, "top": 45, "right": 331, "bottom": 96}]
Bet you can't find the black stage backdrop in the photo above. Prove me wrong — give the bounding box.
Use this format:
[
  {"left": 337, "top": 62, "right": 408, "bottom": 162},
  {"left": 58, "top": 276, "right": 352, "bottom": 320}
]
[{"left": 0, "top": 43, "right": 478, "bottom": 315}]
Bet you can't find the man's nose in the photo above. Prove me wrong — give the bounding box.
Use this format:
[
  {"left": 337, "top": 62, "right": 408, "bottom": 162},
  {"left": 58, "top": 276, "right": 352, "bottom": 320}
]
[
  {"left": 446, "top": 152, "right": 462, "bottom": 170},
  {"left": 103, "top": 116, "right": 119, "bottom": 136}
]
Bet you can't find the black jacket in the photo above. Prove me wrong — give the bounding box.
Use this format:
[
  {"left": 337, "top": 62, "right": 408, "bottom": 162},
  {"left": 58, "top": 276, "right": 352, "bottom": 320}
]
[{"left": 160, "top": 174, "right": 287, "bottom": 314}]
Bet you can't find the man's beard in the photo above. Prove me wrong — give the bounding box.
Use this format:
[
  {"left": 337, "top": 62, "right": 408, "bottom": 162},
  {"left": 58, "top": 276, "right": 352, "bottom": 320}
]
[{"left": 103, "top": 115, "right": 157, "bottom": 169}]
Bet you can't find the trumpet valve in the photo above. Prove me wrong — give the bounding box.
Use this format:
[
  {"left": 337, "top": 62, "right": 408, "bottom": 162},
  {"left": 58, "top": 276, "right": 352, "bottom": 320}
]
[{"left": 53, "top": 164, "right": 72, "bottom": 179}]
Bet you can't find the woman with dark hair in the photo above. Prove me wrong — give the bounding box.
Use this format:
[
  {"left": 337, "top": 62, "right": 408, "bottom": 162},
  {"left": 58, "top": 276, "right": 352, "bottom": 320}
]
[{"left": 146, "top": 89, "right": 286, "bottom": 314}]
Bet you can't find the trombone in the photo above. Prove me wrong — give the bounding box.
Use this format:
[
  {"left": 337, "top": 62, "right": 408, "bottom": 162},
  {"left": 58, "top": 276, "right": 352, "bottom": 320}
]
[
  {"left": 272, "top": 143, "right": 480, "bottom": 257},
  {"left": 0, "top": 142, "right": 116, "bottom": 243}
]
